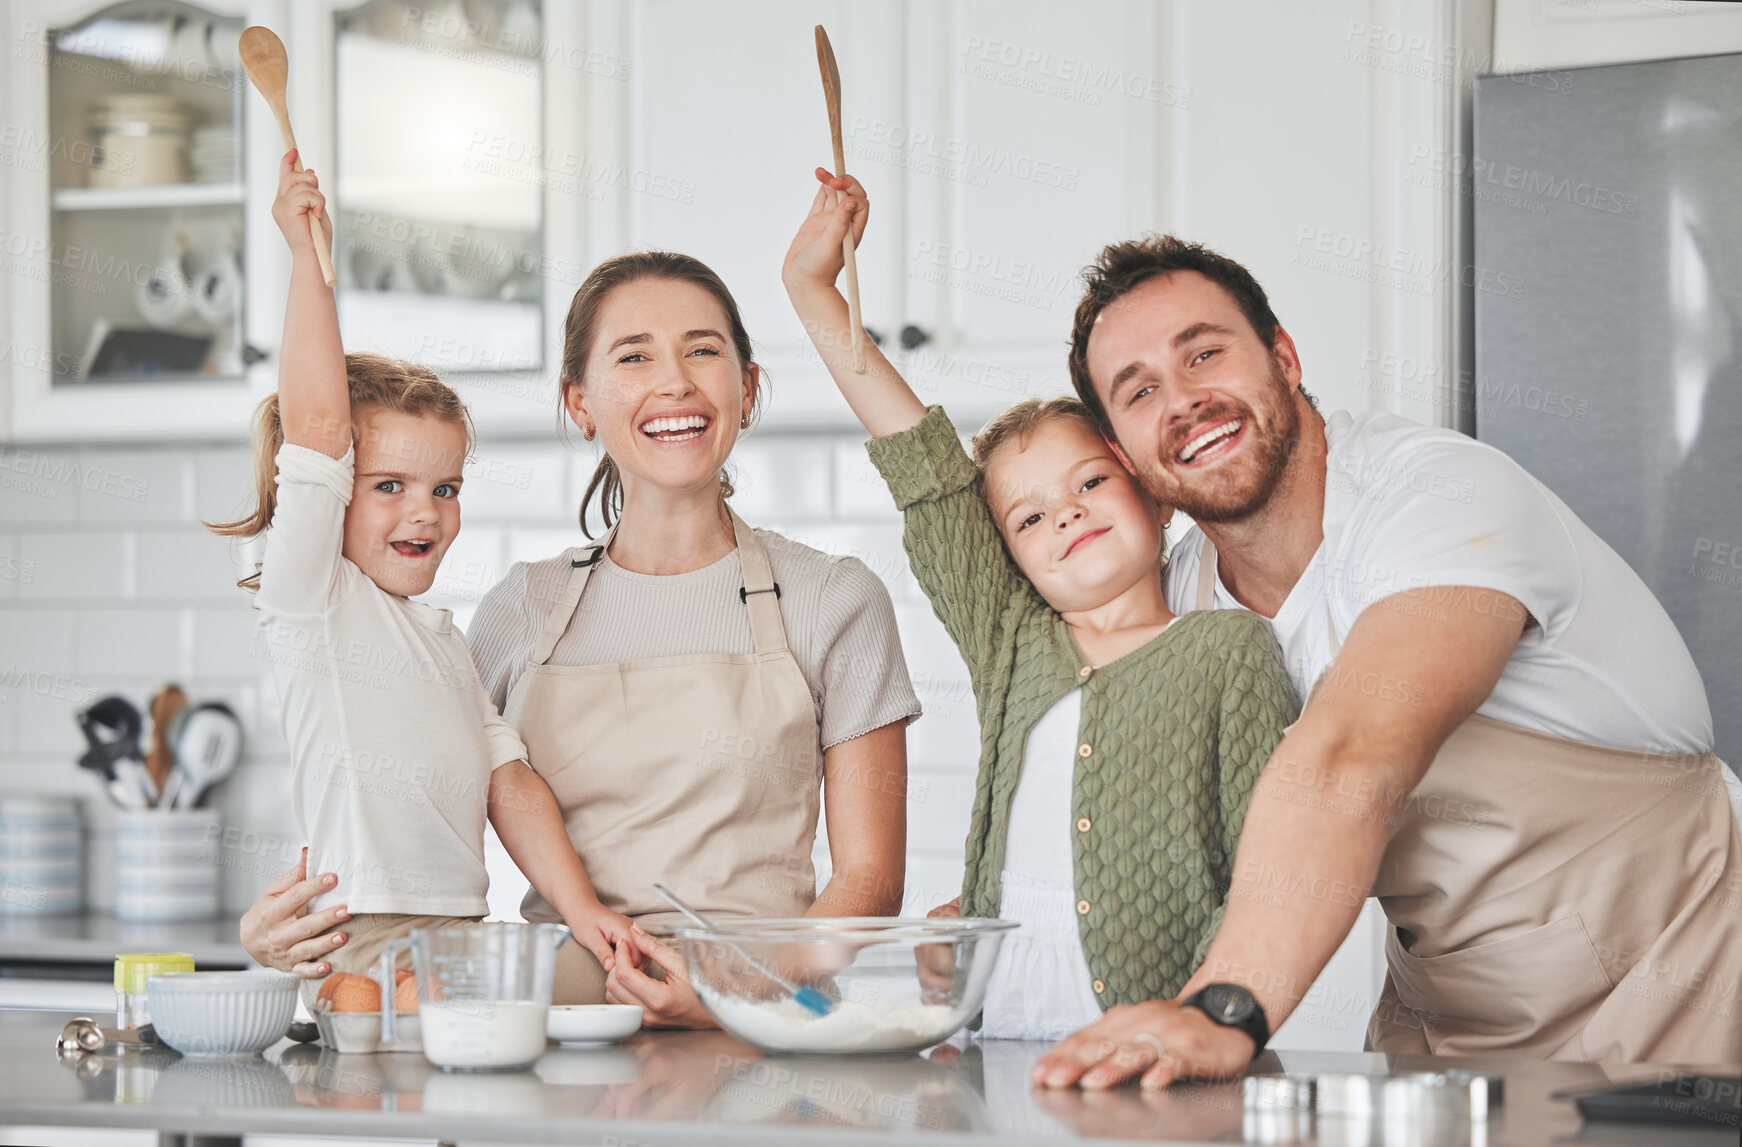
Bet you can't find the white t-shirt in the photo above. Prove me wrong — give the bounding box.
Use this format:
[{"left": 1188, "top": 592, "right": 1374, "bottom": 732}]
[
  {"left": 979, "top": 688, "right": 1104, "bottom": 1040},
  {"left": 257, "top": 444, "right": 528, "bottom": 915},
  {"left": 1163, "top": 410, "right": 1713, "bottom": 755}
]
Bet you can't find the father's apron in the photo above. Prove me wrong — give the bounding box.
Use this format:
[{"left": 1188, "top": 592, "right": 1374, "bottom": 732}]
[
  {"left": 503, "top": 512, "right": 824, "bottom": 940},
  {"left": 1197, "top": 541, "right": 1742, "bottom": 1062}
]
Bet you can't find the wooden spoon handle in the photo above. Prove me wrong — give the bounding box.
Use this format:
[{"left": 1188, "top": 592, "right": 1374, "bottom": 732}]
[
  {"left": 817, "top": 25, "right": 866, "bottom": 374},
  {"left": 266, "top": 98, "right": 338, "bottom": 288}
]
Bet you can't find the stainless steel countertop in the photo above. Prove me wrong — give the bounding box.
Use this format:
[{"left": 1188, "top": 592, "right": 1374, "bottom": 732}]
[
  {"left": 0, "top": 914, "right": 251, "bottom": 970},
  {"left": 6, "top": 1009, "right": 1738, "bottom": 1145}
]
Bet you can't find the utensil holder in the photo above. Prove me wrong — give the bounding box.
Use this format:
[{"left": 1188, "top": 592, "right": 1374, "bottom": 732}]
[
  {"left": 113, "top": 810, "right": 220, "bottom": 921},
  {"left": 0, "top": 796, "right": 84, "bottom": 915}
]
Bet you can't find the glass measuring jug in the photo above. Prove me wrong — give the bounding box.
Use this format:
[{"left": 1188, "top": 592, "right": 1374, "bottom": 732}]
[{"left": 378, "top": 922, "right": 569, "bottom": 1071}]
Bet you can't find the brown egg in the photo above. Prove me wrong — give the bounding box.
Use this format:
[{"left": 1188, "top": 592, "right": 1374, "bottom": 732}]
[
  {"left": 315, "top": 972, "right": 380, "bottom": 1013},
  {"left": 394, "top": 968, "right": 419, "bottom": 1012}
]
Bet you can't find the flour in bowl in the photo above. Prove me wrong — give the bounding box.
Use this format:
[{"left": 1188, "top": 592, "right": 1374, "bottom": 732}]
[{"left": 703, "top": 993, "right": 964, "bottom": 1053}]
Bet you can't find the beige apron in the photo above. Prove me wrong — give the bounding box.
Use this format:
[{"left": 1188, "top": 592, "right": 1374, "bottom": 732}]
[
  {"left": 503, "top": 512, "right": 824, "bottom": 956},
  {"left": 1196, "top": 541, "right": 1742, "bottom": 1063}
]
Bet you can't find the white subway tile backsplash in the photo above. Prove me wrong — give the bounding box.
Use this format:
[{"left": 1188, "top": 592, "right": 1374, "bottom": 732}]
[
  {"left": 192, "top": 447, "right": 255, "bottom": 528},
  {"left": 728, "top": 438, "right": 833, "bottom": 521},
  {"left": 0, "top": 446, "right": 81, "bottom": 522},
  {"left": 505, "top": 527, "right": 584, "bottom": 568},
  {"left": 15, "top": 534, "right": 127, "bottom": 601},
  {"left": 462, "top": 444, "right": 570, "bottom": 520},
  {"left": 74, "top": 608, "right": 184, "bottom": 678},
  {"left": 832, "top": 438, "right": 894, "bottom": 518},
  {"left": 0, "top": 536, "right": 19, "bottom": 602},
  {"left": 136, "top": 531, "right": 247, "bottom": 601},
  {"left": 5, "top": 609, "right": 79, "bottom": 678},
  {"left": 74, "top": 451, "right": 187, "bottom": 524},
  {"left": 192, "top": 608, "right": 266, "bottom": 678},
  {"left": 13, "top": 682, "right": 96, "bottom": 756}
]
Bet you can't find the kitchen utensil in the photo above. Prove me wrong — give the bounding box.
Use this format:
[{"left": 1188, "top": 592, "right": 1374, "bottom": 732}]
[
  {"left": 238, "top": 26, "right": 337, "bottom": 287},
  {"left": 76, "top": 696, "right": 151, "bottom": 809},
  {"left": 672, "top": 915, "right": 1017, "bottom": 1054},
  {"left": 170, "top": 702, "right": 242, "bottom": 809},
  {"left": 545, "top": 1004, "right": 642, "bottom": 1046},
  {"left": 377, "top": 922, "right": 570, "bottom": 1071},
  {"left": 654, "top": 883, "right": 833, "bottom": 1017},
  {"left": 144, "top": 685, "right": 186, "bottom": 803},
  {"left": 814, "top": 24, "right": 866, "bottom": 374},
  {"left": 145, "top": 971, "right": 297, "bottom": 1056}
]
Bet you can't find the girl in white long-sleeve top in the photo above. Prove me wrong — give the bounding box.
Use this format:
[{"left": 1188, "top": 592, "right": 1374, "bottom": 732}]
[{"left": 207, "top": 150, "right": 632, "bottom": 1000}]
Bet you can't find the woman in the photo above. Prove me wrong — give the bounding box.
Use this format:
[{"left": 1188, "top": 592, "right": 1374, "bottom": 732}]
[{"left": 243, "top": 252, "right": 919, "bottom": 1027}]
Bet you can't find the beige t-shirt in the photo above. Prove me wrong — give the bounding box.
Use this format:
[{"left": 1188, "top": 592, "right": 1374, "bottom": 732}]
[
  {"left": 467, "top": 528, "right": 921, "bottom": 750},
  {"left": 257, "top": 443, "right": 528, "bottom": 915}
]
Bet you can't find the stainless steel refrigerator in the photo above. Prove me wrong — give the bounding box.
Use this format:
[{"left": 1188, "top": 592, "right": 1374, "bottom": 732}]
[{"left": 1473, "top": 52, "right": 1742, "bottom": 773}]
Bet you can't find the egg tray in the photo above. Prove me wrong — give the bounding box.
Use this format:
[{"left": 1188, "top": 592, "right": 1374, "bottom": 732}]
[{"left": 309, "top": 1002, "right": 422, "bottom": 1054}]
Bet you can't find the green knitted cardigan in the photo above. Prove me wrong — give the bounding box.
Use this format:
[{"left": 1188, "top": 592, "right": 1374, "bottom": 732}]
[{"left": 867, "top": 406, "right": 1300, "bottom": 1006}]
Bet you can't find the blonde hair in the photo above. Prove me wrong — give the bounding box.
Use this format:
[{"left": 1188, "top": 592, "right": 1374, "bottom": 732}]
[
  {"left": 970, "top": 396, "right": 1100, "bottom": 474},
  {"left": 205, "top": 353, "right": 474, "bottom": 589}
]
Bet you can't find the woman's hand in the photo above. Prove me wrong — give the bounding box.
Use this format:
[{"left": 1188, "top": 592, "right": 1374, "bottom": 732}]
[
  {"left": 239, "top": 848, "right": 351, "bottom": 978},
  {"left": 604, "top": 924, "right": 717, "bottom": 1029},
  {"left": 270, "top": 149, "right": 331, "bottom": 255},
  {"left": 782, "top": 168, "right": 869, "bottom": 302}
]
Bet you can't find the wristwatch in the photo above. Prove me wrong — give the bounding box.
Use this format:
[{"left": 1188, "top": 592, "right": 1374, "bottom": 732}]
[{"left": 1180, "top": 984, "right": 1269, "bottom": 1055}]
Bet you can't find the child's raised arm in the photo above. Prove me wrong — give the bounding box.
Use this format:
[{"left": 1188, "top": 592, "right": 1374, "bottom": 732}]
[
  {"left": 271, "top": 149, "right": 348, "bottom": 459},
  {"left": 782, "top": 170, "right": 928, "bottom": 438}
]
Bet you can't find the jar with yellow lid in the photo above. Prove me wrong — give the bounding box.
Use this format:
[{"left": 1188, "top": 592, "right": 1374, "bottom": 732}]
[{"left": 114, "top": 953, "right": 194, "bottom": 1032}]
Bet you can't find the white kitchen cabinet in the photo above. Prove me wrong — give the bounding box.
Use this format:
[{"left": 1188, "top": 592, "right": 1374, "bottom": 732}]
[
  {"left": 4, "top": 0, "right": 278, "bottom": 442},
  {"left": 2, "top": 0, "right": 589, "bottom": 442},
  {"left": 1494, "top": 0, "right": 1742, "bottom": 71}
]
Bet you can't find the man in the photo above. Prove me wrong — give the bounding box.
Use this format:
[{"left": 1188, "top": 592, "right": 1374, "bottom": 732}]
[{"left": 1033, "top": 236, "right": 1742, "bottom": 1089}]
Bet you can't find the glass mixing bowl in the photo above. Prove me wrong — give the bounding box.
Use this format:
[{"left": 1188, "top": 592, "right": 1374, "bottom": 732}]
[{"left": 671, "top": 917, "right": 1018, "bottom": 1055}]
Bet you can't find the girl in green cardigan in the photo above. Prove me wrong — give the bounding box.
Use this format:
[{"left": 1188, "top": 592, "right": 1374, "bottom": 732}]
[{"left": 784, "top": 171, "right": 1299, "bottom": 1039}]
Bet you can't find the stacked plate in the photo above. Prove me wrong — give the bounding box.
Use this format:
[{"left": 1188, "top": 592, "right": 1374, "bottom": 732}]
[
  {"left": 114, "top": 810, "right": 220, "bottom": 921},
  {"left": 0, "top": 797, "right": 83, "bottom": 915},
  {"left": 189, "top": 126, "right": 236, "bottom": 183},
  {"left": 88, "top": 94, "right": 189, "bottom": 188}
]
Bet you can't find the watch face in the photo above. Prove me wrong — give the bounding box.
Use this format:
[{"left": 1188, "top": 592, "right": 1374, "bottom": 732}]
[{"left": 1204, "top": 984, "right": 1255, "bottom": 1024}]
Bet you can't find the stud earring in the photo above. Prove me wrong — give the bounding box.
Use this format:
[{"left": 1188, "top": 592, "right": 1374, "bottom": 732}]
[
  {"left": 740, "top": 415, "right": 751, "bottom": 430},
  {"left": 582, "top": 424, "right": 596, "bottom": 441}
]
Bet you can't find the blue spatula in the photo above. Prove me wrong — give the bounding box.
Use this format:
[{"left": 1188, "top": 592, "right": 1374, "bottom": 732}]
[{"left": 652, "top": 883, "right": 833, "bottom": 1017}]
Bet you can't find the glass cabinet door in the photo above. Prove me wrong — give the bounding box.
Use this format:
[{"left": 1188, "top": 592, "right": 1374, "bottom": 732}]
[
  {"left": 47, "top": 1, "right": 248, "bottom": 384},
  {"left": 331, "top": 0, "right": 545, "bottom": 373}
]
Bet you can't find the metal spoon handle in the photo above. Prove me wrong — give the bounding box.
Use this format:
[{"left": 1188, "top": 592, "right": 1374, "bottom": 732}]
[{"left": 651, "top": 884, "right": 803, "bottom": 994}]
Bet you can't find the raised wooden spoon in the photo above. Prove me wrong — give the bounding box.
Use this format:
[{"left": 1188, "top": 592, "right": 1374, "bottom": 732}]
[
  {"left": 816, "top": 25, "right": 866, "bottom": 373},
  {"left": 239, "top": 26, "right": 338, "bottom": 287}
]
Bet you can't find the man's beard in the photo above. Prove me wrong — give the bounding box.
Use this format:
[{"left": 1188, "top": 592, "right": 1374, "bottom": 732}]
[{"left": 1136, "top": 360, "right": 1301, "bottom": 524}]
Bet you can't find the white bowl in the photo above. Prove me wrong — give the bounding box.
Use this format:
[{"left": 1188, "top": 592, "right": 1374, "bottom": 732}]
[
  {"left": 546, "top": 1004, "right": 642, "bottom": 1045},
  {"left": 147, "top": 971, "right": 297, "bottom": 1056}
]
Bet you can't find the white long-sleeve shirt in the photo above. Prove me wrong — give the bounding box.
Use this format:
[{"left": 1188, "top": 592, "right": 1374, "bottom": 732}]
[{"left": 256, "top": 443, "right": 527, "bottom": 915}]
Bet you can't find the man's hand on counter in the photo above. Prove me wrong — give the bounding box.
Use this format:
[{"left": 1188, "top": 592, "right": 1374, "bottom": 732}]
[
  {"left": 240, "top": 847, "right": 351, "bottom": 978},
  {"left": 1031, "top": 1000, "right": 1255, "bottom": 1091}
]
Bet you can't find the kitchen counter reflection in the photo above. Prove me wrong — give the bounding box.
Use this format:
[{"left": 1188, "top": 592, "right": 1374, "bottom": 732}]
[{"left": 10, "top": 1009, "right": 1738, "bottom": 1145}]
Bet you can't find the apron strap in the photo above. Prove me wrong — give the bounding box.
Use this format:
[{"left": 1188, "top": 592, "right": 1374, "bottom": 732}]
[
  {"left": 731, "top": 511, "right": 791, "bottom": 655},
  {"left": 1195, "top": 539, "right": 1219, "bottom": 613},
  {"left": 528, "top": 526, "right": 615, "bottom": 667}
]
